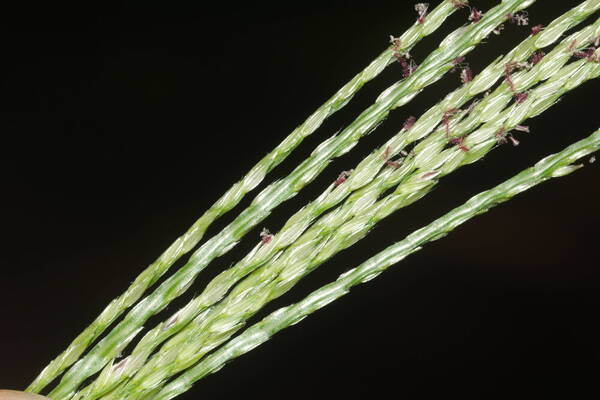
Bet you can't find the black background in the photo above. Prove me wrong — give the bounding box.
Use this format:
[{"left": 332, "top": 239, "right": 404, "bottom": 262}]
[{"left": 1, "top": 1, "right": 599, "bottom": 398}]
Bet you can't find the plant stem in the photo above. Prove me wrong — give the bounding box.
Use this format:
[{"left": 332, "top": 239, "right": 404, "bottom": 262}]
[{"left": 152, "top": 126, "right": 600, "bottom": 400}]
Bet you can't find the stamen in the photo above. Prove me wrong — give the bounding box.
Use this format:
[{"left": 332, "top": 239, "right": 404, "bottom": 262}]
[
  {"left": 515, "top": 125, "right": 530, "bottom": 133},
  {"left": 403, "top": 116, "right": 417, "bottom": 131},
  {"left": 493, "top": 24, "right": 505, "bottom": 35},
  {"left": 449, "top": 136, "right": 469, "bottom": 152},
  {"left": 389, "top": 36, "right": 402, "bottom": 51},
  {"left": 529, "top": 51, "right": 545, "bottom": 66},
  {"left": 334, "top": 170, "right": 353, "bottom": 187},
  {"left": 531, "top": 24, "right": 543, "bottom": 36},
  {"left": 469, "top": 8, "right": 483, "bottom": 23},
  {"left": 507, "top": 11, "right": 529, "bottom": 26},
  {"left": 450, "top": 0, "right": 468, "bottom": 9},
  {"left": 415, "top": 3, "right": 429, "bottom": 24},
  {"left": 260, "top": 228, "right": 274, "bottom": 244},
  {"left": 515, "top": 92, "right": 529, "bottom": 104},
  {"left": 460, "top": 67, "right": 473, "bottom": 83}
]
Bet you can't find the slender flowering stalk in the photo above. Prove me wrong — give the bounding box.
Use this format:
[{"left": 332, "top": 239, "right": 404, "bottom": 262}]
[
  {"left": 26, "top": 1, "right": 466, "bottom": 395},
  {"left": 111, "top": 56, "right": 599, "bottom": 400},
  {"left": 72, "top": 7, "right": 600, "bottom": 400},
  {"left": 152, "top": 127, "right": 600, "bottom": 400},
  {"left": 46, "top": 2, "right": 533, "bottom": 399}
]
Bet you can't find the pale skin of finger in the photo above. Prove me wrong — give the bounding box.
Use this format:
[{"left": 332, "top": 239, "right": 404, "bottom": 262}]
[{"left": 0, "top": 391, "right": 48, "bottom": 400}]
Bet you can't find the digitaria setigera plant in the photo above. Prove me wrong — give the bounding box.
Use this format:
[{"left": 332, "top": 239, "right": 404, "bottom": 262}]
[{"left": 6, "top": 1, "right": 598, "bottom": 399}]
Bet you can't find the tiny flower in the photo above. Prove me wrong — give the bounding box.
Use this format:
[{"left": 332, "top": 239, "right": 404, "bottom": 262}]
[
  {"left": 403, "top": 116, "right": 417, "bottom": 131},
  {"left": 469, "top": 8, "right": 483, "bottom": 23},
  {"left": 508, "top": 11, "right": 529, "bottom": 26},
  {"left": 496, "top": 128, "right": 520, "bottom": 146},
  {"left": 415, "top": 3, "right": 429, "bottom": 24},
  {"left": 386, "top": 160, "right": 402, "bottom": 169},
  {"left": 450, "top": 0, "right": 468, "bottom": 8},
  {"left": 515, "top": 125, "right": 530, "bottom": 133},
  {"left": 449, "top": 136, "right": 469, "bottom": 152},
  {"left": 460, "top": 67, "right": 473, "bottom": 83},
  {"left": 529, "top": 51, "right": 545, "bottom": 66},
  {"left": 504, "top": 61, "right": 528, "bottom": 93},
  {"left": 260, "top": 228, "right": 274, "bottom": 244},
  {"left": 389, "top": 35, "right": 402, "bottom": 51},
  {"left": 442, "top": 108, "right": 460, "bottom": 139},
  {"left": 515, "top": 92, "right": 529, "bottom": 104},
  {"left": 531, "top": 24, "right": 543, "bottom": 36},
  {"left": 452, "top": 56, "right": 466, "bottom": 65},
  {"left": 334, "top": 170, "right": 353, "bottom": 187},
  {"left": 496, "top": 128, "right": 508, "bottom": 144},
  {"left": 398, "top": 55, "right": 418, "bottom": 78}
]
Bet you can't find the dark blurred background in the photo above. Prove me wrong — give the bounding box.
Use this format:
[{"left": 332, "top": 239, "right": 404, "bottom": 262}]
[{"left": 1, "top": 0, "right": 599, "bottom": 398}]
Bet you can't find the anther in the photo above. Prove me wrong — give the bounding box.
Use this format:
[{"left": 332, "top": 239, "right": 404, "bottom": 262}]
[
  {"left": 496, "top": 128, "right": 520, "bottom": 146},
  {"left": 507, "top": 11, "right": 529, "bottom": 26},
  {"left": 460, "top": 67, "right": 473, "bottom": 83},
  {"left": 452, "top": 56, "right": 466, "bottom": 65},
  {"left": 449, "top": 136, "right": 469, "bottom": 152},
  {"left": 531, "top": 24, "right": 543, "bottom": 36},
  {"left": 403, "top": 116, "right": 417, "bottom": 131},
  {"left": 395, "top": 54, "right": 418, "bottom": 78},
  {"left": 515, "top": 92, "right": 529, "bottom": 104},
  {"left": 504, "top": 61, "right": 528, "bottom": 93},
  {"left": 442, "top": 108, "right": 460, "bottom": 140},
  {"left": 386, "top": 160, "right": 402, "bottom": 169},
  {"left": 450, "top": 0, "right": 468, "bottom": 9},
  {"left": 334, "top": 170, "right": 353, "bottom": 187},
  {"left": 260, "top": 228, "right": 274, "bottom": 244},
  {"left": 415, "top": 3, "right": 429, "bottom": 24},
  {"left": 469, "top": 8, "right": 483, "bottom": 23},
  {"left": 389, "top": 36, "right": 402, "bottom": 51},
  {"left": 514, "top": 125, "right": 530, "bottom": 133},
  {"left": 529, "top": 51, "right": 545, "bottom": 66},
  {"left": 493, "top": 24, "right": 505, "bottom": 35}
]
